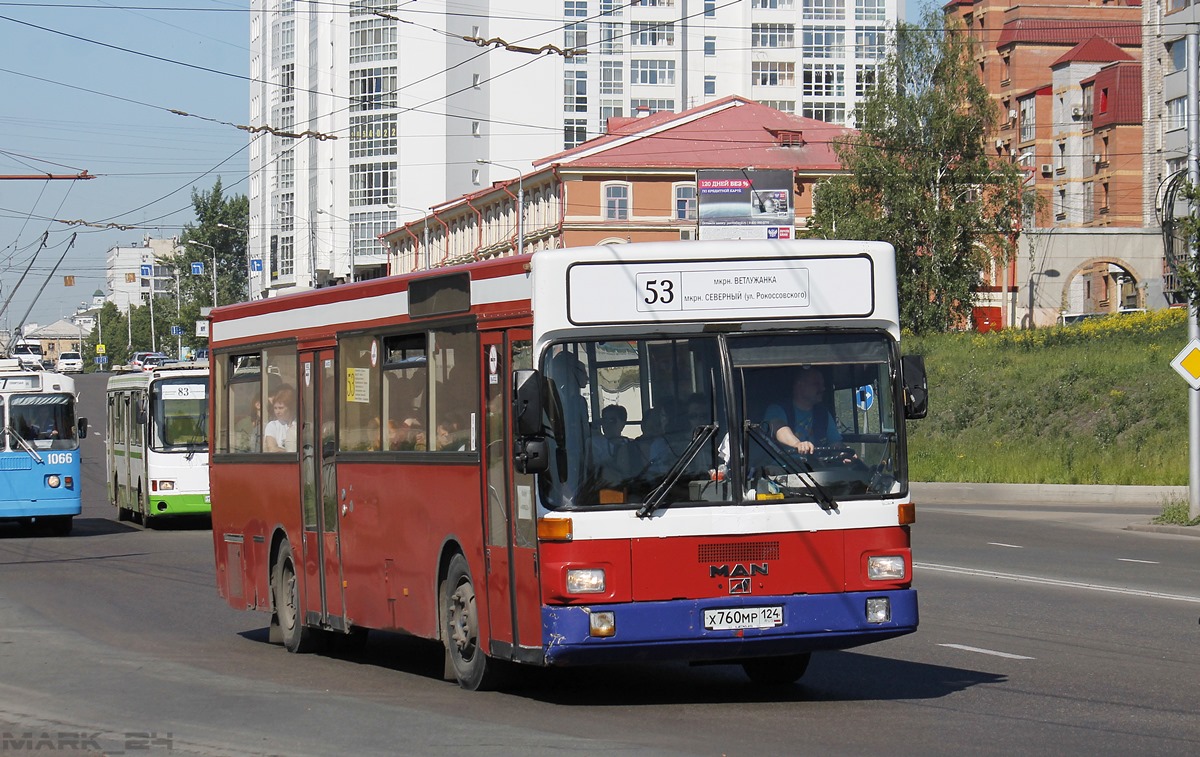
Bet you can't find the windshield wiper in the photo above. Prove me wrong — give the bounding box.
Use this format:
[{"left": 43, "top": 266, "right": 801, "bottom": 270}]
[
  {"left": 744, "top": 421, "right": 836, "bottom": 511},
  {"left": 5, "top": 425, "right": 44, "bottom": 464},
  {"left": 637, "top": 423, "right": 717, "bottom": 519}
]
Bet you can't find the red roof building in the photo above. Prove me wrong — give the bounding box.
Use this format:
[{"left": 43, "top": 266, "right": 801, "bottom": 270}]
[{"left": 384, "top": 97, "right": 854, "bottom": 272}]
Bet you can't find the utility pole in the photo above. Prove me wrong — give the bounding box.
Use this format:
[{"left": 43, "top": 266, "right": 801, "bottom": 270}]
[{"left": 1188, "top": 30, "right": 1200, "bottom": 520}]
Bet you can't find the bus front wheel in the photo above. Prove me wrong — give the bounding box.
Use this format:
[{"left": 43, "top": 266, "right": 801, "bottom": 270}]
[
  {"left": 272, "top": 541, "right": 320, "bottom": 654},
  {"left": 441, "top": 554, "right": 503, "bottom": 691}
]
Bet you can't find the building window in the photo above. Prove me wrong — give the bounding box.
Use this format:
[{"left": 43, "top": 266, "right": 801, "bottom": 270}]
[
  {"left": 854, "top": 64, "right": 875, "bottom": 96},
  {"left": 604, "top": 183, "right": 630, "bottom": 220},
  {"left": 802, "top": 27, "right": 843, "bottom": 58},
  {"left": 1055, "top": 187, "right": 1066, "bottom": 219},
  {"left": 1018, "top": 96, "right": 1035, "bottom": 143},
  {"left": 1168, "top": 40, "right": 1187, "bottom": 74},
  {"left": 349, "top": 18, "right": 397, "bottom": 63},
  {"left": 752, "top": 61, "right": 796, "bottom": 86},
  {"left": 631, "top": 60, "right": 675, "bottom": 85},
  {"left": 279, "top": 235, "right": 294, "bottom": 277},
  {"left": 802, "top": 0, "right": 845, "bottom": 20},
  {"left": 565, "top": 118, "right": 587, "bottom": 149},
  {"left": 600, "top": 100, "right": 623, "bottom": 125},
  {"left": 856, "top": 27, "right": 884, "bottom": 59},
  {"left": 802, "top": 101, "right": 846, "bottom": 124},
  {"left": 705, "top": 36, "right": 716, "bottom": 56},
  {"left": 565, "top": 22, "right": 588, "bottom": 56},
  {"left": 1055, "top": 141, "right": 1066, "bottom": 170},
  {"left": 1082, "top": 182, "right": 1094, "bottom": 223},
  {"left": 855, "top": 0, "right": 884, "bottom": 21},
  {"left": 1167, "top": 97, "right": 1187, "bottom": 131},
  {"left": 600, "top": 22, "right": 623, "bottom": 54},
  {"left": 349, "top": 114, "right": 398, "bottom": 159},
  {"left": 272, "top": 18, "right": 295, "bottom": 65},
  {"left": 704, "top": 0, "right": 715, "bottom": 16},
  {"left": 350, "top": 68, "right": 398, "bottom": 111},
  {"left": 278, "top": 193, "right": 294, "bottom": 232},
  {"left": 675, "top": 184, "right": 697, "bottom": 220},
  {"left": 632, "top": 21, "right": 675, "bottom": 46},
  {"left": 752, "top": 24, "right": 795, "bottom": 48},
  {"left": 279, "top": 63, "right": 294, "bottom": 104},
  {"left": 565, "top": 0, "right": 587, "bottom": 16},
  {"left": 565, "top": 71, "right": 587, "bottom": 112},
  {"left": 803, "top": 63, "right": 844, "bottom": 98},
  {"left": 349, "top": 162, "right": 397, "bottom": 206},
  {"left": 634, "top": 0, "right": 674, "bottom": 5},
  {"left": 630, "top": 98, "right": 674, "bottom": 114},
  {"left": 704, "top": 75, "right": 716, "bottom": 96},
  {"left": 752, "top": 0, "right": 794, "bottom": 7},
  {"left": 600, "top": 61, "right": 623, "bottom": 94},
  {"left": 278, "top": 149, "right": 294, "bottom": 190},
  {"left": 350, "top": 210, "right": 397, "bottom": 264},
  {"left": 600, "top": 0, "right": 622, "bottom": 15},
  {"left": 757, "top": 100, "right": 796, "bottom": 113}
]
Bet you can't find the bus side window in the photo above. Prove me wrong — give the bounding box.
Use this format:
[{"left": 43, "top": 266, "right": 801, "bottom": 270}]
[
  {"left": 430, "top": 328, "right": 477, "bottom": 452},
  {"left": 339, "top": 335, "right": 381, "bottom": 452}
]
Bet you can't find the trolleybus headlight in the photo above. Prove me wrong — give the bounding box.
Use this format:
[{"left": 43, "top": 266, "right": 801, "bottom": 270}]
[
  {"left": 867, "top": 555, "right": 906, "bottom": 581},
  {"left": 589, "top": 610, "right": 616, "bottom": 637},
  {"left": 866, "top": 597, "right": 891, "bottom": 624},
  {"left": 46, "top": 475, "right": 61, "bottom": 488},
  {"left": 566, "top": 568, "right": 606, "bottom": 594}
]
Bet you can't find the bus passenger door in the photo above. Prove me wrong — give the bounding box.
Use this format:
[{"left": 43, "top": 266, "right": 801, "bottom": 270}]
[
  {"left": 481, "top": 330, "right": 541, "bottom": 657},
  {"left": 300, "top": 350, "right": 345, "bottom": 629}
]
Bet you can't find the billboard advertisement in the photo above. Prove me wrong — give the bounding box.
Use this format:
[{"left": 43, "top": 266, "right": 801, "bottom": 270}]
[{"left": 696, "top": 169, "right": 795, "bottom": 241}]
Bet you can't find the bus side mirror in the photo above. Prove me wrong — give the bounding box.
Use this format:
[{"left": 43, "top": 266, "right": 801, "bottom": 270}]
[
  {"left": 77, "top": 418, "right": 88, "bottom": 439},
  {"left": 901, "top": 355, "right": 928, "bottom": 420},
  {"left": 513, "top": 369, "right": 545, "bottom": 437},
  {"left": 136, "top": 396, "right": 148, "bottom": 426},
  {"left": 514, "top": 437, "right": 548, "bottom": 475}
]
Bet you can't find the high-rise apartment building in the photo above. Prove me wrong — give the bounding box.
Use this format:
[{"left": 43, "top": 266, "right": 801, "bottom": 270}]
[{"left": 248, "top": 0, "right": 901, "bottom": 299}]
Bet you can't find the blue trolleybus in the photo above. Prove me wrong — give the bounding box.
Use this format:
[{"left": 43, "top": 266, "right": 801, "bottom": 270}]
[{"left": 0, "top": 358, "right": 88, "bottom": 535}]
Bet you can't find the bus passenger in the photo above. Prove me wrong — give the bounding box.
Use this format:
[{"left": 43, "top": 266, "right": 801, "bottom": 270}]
[
  {"left": 233, "top": 396, "right": 261, "bottom": 452},
  {"left": 264, "top": 384, "right": 297, "bottom": 453},
  {"left": 591, "top": 404, "right": 635, "bottom": 487}
]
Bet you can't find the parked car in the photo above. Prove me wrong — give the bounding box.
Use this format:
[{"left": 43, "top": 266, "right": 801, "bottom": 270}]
[
  {"left": 55, "top": 351, "right": 84, "bottom": 373},
  {"left": 141, "top": 353, "right": 172, "bottom": 371},
  {"left": 129, "top": 351, "right": 168, "bottom": 370}
]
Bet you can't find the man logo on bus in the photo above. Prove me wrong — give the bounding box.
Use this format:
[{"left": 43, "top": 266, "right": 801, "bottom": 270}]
[
  {"left": 709, "top": 563, "right": 768, "bottom": 578},
  {"left": 729, "top": 578, "right": 752, "bottom": 595}
]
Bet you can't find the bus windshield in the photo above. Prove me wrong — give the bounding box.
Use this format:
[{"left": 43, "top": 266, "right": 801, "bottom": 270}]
[
  {"left": 7, "top": 394, "right": 78, "bottom": 451},
  {"left": 540, "top": 332, "right": 904, "bottom": 510},
  {"left": 151, "top": 377, "right": 209, "bottom": 452}
]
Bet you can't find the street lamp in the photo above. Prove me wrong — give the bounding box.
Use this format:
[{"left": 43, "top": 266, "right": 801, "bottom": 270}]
[
  {"left": 389, "top": 203, "right": 432, "bottom": 271},
  {"left": 217, "top": 222, "right": 254, "bottom": 301},
  {"left": 476, "top": 159, "right": 524, "bottom": 258},
  {"left": 185, "top": 240, "right": 218, "bottom": 307},
  {"left": 1027, "top": 268, "right": 1060, "bottom": 329}
]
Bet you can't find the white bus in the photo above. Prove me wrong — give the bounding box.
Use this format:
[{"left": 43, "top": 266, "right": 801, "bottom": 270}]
[{"left": 106, "top": 363, "right": 210, "bottom": 524}]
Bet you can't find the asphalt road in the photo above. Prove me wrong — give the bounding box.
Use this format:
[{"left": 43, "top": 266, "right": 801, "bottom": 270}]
[{"left": 0, "top": 373, "right": 1197, "bottom": 756}]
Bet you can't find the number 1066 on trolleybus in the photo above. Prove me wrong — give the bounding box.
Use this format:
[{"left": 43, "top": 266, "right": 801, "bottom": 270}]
[{"left": 208, "top": 239, "right": 928, "bottom": 689}]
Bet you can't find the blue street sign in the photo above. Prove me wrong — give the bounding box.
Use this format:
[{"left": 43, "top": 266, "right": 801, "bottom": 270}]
[
  {"left": 140, "top": 264, "right": 152, "bottom": 276},
  {"left": 191, "top": 262, "right": 204, "bottom": 275},
  {"left": 171, "top": 325, "right": 185, "bottom": 336},
  {"left": 855, "top": 385, "right": 875, "bottom": 412},
  {"left": 95, "top": 355, "right": 108, "bottom": 364},
  {"left": 251, "top": 259, "right": 263, "bottom": 272}
]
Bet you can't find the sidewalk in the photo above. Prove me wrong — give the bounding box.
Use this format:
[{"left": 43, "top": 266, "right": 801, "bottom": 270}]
[{"left": 910, "top": 482, "right": 1199, "bottom": 538}]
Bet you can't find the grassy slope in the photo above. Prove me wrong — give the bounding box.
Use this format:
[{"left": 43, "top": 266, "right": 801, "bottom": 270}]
[{"left": 904, "top": 309, "right": 1189, "bottom": 485}]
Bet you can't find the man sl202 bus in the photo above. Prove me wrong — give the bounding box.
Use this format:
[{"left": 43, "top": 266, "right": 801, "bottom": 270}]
[
  {"left": 208, "top": 239, "right": 928, "bottom": 689},
  {"left": 106, "top": 363, "right": 211, "bottom": 524},
  {"left": 0, "top": 359, "right": 88, "bottom": 535}
]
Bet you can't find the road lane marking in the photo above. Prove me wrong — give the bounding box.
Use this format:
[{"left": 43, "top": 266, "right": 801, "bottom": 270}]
[
  {"left": 916, "top": 562, "right": 1200, "bottom": 604},
  {"left": 987, "top": 542, "right": 1024, "bottom": 549},
  {"left": 938, "top": 643, "right": 1034, "bottom": 660},
  {"left": 1117, "top": 558, "right": 1159, "bottom": 564}
]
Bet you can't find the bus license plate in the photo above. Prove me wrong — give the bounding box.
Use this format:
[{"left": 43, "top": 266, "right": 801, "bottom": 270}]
[{"left": 703, "top": 606, "right": 783, "bottom": 631}]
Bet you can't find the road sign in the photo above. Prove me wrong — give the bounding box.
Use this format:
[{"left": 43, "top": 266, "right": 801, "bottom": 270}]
[
  {"left": 95, "top": 356, "right": 108, "bottom": 364},
  {"left": 251, "top": 259, "right": 263, "bottom": 272},
  {"left": 96, "top": 343, "right": 105, "bottom": 355},
  {"left": 191, "top": 262, "right": 204, "bottom": 275},
  {"left": 1170, "top": 338, "right": 1200, "bottom": 390},
  {"left": 170, "top": 326, "right": 185, "bottom": 336},
  {"left": 140, "top": 264, "right": 152, "bottom": 277}
]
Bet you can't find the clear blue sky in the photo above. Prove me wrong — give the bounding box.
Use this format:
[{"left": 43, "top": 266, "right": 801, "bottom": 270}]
[
  {"left": 0, "top": 0, "right": 250, "bottom": 333},
  {"left": 0, "top": 0, "right": 932, "bottom": 334}
]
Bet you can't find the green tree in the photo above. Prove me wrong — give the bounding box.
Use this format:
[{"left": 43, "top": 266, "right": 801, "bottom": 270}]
[
  {"left": 164, "top": 178, "right": 250, "bottom": 354},
  {"left": 805, "top": 11, "right": 1023, "bottom": 334},
  {"left": 1174, "top": 182, "right": 1200, "bottom": 308}
]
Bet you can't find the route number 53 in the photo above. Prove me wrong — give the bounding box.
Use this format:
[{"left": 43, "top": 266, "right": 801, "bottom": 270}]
[{"left": 636, "top": 272, "right": 682, "bottom": 312}]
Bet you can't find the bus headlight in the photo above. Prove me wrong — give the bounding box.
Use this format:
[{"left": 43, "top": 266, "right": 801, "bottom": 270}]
[
  {"left": 46, "top": 475, "right": 61, "bottom": 488},
  {"left": 866, "top": 597, "right": 891, "bottom": 624},
  {"left": 589, "top": 610, "right": 616, "bottom": 637},
  {"left": 566, "top": 568, "right": 606, "bottom": 594},
  {"left": 867, "top": 555, "right": 906, "bottom": 581}
]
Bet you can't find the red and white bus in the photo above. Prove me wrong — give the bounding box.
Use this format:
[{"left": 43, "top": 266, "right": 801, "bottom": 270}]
[{"left": 209, "top": 239, "right": 928, "bottom": 689}]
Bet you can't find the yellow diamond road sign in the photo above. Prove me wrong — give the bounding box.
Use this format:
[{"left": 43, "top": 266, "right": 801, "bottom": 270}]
[{"left": 1171, "top": 339, "right": 1200, "bottom": 390}]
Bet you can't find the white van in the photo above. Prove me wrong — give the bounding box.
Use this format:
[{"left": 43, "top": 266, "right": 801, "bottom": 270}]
[{"left": 10, "top": 342, "right": 44, "bottom": 370}]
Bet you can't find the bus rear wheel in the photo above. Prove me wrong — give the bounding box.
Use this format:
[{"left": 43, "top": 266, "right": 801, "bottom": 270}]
[
  {"left": 741, "top": 653, "right": 811, "bottom": 686},
  {"left": 272, "top": 541, "right": 320, "bottom": 654},
  {"left": 441, "top": 554, "right": 503, "bottom": 691}
]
